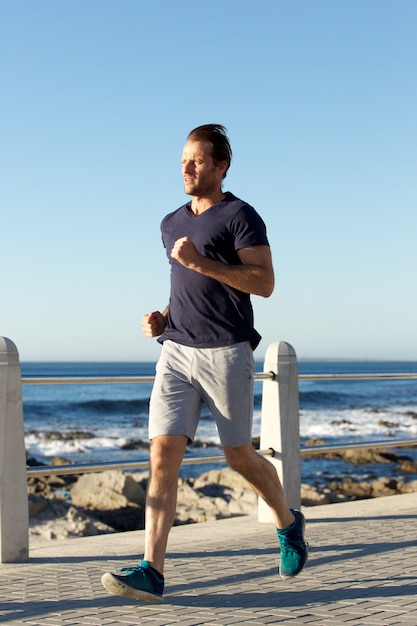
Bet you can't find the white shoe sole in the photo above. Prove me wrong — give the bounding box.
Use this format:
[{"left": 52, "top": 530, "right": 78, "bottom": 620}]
[{"left": 101, "top": 572, "right": 163, "bottom": 603}]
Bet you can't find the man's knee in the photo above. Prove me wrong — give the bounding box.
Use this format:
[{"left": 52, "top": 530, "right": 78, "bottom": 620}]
[
  {"left": 224, "top": 442, "right": 256, "bottom": 474},
  {"left": 150, "top": 435, "right": 188, "bottom": 471}
]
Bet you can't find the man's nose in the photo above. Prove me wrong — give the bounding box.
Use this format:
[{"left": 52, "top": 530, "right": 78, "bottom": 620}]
[{"left": 183, "top": 161, "right": 194, "bottom": 174}]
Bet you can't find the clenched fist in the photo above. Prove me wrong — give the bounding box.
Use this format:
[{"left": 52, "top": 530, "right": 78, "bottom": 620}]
[
  {"left": 142, "top": 311, "right": 167, "bottom": 338},
  {"left": 170, "top": 236, "right": 200, "bottom": 268}
]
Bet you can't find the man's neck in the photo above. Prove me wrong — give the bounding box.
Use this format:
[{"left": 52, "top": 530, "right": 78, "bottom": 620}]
[{"left": 190, "top": 191, "right": 226, "bottom": 215}]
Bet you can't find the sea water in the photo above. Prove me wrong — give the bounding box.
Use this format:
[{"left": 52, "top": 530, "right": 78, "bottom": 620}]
[{"left": 21, "top": 360, "right": 417, "bottom": 483}]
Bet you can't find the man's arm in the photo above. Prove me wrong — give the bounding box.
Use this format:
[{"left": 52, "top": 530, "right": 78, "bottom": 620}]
[{"left": 170, "top": 237, "right": 274, "bottom": 298}]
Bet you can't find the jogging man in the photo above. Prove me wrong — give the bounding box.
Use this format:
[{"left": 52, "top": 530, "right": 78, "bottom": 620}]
[{"left": 102, "top": 124, "right": 308, "bottom": 602}]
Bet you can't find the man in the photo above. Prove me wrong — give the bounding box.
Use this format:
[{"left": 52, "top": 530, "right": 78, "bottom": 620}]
[{"left": 102, "top": 124, "right": 308, "bottom": 603}]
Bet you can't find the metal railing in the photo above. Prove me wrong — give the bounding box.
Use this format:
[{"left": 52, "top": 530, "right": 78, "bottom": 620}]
[
  {"left": 21, "top": 371, "right": 417, "bottom": 385},
  {"left": 21, "top": 371, "right": 275, "bottom": 385},
  {"left": 26, "top": 449, "right": 276, "bottom": 478},
  {"left": 23, "top": 370, "right": 417, "bottom": 478},
  {"left": 299, "top": 372, "right": 417, "bottom": 381}
]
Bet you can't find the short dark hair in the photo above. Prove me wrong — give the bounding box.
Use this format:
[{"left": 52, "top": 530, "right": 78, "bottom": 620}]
[{"left": 187, "top": 124, "right": 232, "bottom": 179}]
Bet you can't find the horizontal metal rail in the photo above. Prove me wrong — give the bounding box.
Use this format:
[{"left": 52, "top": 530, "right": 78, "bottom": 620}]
[
  {"left": 22, "top": 376, "right": 157, "bottom": 385},
  {"left": 26, "top": 438, "right": 417, "bottom": 478},
  {"left": 21, "top": 372, "right": 275, "bottom": 385},
  {"left": 300, "top": 438, "right": 417, "bottom": 455},
  {"left": 27, "top": 448, "right": 275, "bottom": 478},
  {"left": 21, "top": 372, "right": 417, "bottom": 385},
  {"left": 299, "top": 372, "right": 417, "bottom": 381}
]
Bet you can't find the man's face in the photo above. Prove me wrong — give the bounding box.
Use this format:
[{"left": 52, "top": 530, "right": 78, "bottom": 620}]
[{"left": 181, "top": 140, "right": 224, "bottom": 197}]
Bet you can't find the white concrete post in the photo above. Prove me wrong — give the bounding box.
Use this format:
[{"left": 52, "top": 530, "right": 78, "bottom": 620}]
[
  {"left": 258, "top": 341, "right": 301, "bottom": 522},
  {"left": 0, "top": 337, "right": 29, "bottom": 562}
]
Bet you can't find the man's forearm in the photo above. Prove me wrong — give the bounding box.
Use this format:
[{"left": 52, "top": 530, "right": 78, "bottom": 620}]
[
  {"left": 171, "top": 237, "right": 274, "bottom": 298},
  {"left": 188, "top": 256, "right": 274, "bottom": 297}
]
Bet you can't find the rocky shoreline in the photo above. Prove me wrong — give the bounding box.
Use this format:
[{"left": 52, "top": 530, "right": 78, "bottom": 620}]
[{"left": 28, "top": 444, "right": 417, "bottom": 545}]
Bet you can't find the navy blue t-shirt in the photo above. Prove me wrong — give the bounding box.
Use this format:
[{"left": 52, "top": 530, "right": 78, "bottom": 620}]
[{"left": 158, "top": 192, "right": 269, "bottom": 350}]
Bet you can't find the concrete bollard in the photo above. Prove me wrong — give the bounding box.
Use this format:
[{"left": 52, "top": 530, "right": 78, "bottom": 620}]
[
  {"left": 0, "top": 337, "right": 29, "bottom": 562},
  {"left": 258, "top": 341, "right": 301, "bottom": 522}
]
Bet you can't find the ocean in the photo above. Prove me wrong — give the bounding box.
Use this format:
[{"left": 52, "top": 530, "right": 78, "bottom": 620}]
[{"left": 21, "top": 360, "right": 417, "bottom": 484}]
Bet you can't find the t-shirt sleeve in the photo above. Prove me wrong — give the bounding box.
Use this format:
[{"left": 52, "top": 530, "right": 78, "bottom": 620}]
[{"left": 231, "top": 205, "right": 270, "bottom": 251}]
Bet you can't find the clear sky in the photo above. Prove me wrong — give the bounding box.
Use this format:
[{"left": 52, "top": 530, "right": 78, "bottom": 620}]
[{"left": 2, "top": 0, "right": 416, "bottom": 362}]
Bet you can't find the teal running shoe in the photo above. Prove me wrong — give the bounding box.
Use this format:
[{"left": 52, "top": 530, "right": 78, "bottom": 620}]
[
  {"left": 277, "top": 509, "right": 308, "bottom": 578},
  {"left": 101, "top": 560, "right": 164, "bottom": 602}
]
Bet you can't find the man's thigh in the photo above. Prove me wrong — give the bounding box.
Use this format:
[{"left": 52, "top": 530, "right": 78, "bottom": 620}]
[
  {"left": 148, "top": 341, "right": 203, "bottom": 441},
  {"left": 193, "top": 342, "right": 255, "bottom": 447}
]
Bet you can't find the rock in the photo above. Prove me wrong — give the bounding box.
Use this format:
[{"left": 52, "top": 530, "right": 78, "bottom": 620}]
[
  {"left": 27, "top": 474, "right": 71, "bottom": 497},
  {"left": 328, "top": 476, "right": 417, "bottom": 500},
  {"left": 401, "top": 479, "right": 417, "bottom": 493},
  {"left": 30, "top": 502, "right": 115, "bottom": 544},
  {"left": 300, "top": 484, "right": 347, "bottom": 506},
  {"left": 396, "top": 459, "right": 417, "bottom": 473},
  {"left": 28, "top": 494, "right": 50, "bottom": 517},
  {"left": 50, "top": 456, "right": 76, "bottom": 465},
  {"left": 120, "top": 439, "right": 150, "bottom": 450},
  {"left": 338, "top": 448, "right": 404, "bottom": 465},
  {"left": 69, "top": 470, "right": 146, "bottom": 532},
  {"left": 63, "top": 431, "right": 95, "bottom": 440},
  {"left": 26, "top": 455, "right": 46, "bottom": 467},
  {"left": 330, "top": 419, "right": 354, "bottom": 427},
  {"left": 305, "top": 438, "right": 327, "bottom": 447},
  {"left": 303, "top": 443, "right": 411, "bottom": 466},
  {"left": 227, "top": 489, "right": 257, "bottom": 515},
  {"left": 378, "top": 419, "right": 400, "bottom": 429},
  {"left": 174, "top": 469, "right": 257, "bottom": 525},
  {"left": 193, "top": 468, "right": 250, "bottom": 490},
  {"left": 70, "top": 470, "right": 146, "bottom": 510},
  {"left": 63, "top": 506, "right": 115, "bottom": 537},
  {"left": 86, "top": 505, "right": 144, "bottom": 532},
  {"left": 38, "top": 431, "right": 95, "bottom": 441},
  {"left": 27, "top": 457, "right": 77, "bottom": 496}
]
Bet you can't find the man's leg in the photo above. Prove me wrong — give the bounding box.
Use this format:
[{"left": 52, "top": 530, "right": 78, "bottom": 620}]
[
  {"left": 224, "top": 442, "right": 308, "bottom": 578},
  {"left": 100, "top": 434, "right": 187, "bottom": 602},
  {"left": 144, "top": 434, "right": 188, "bottom": 575},
  {"left": 223, "top": 442, "right": 294, "bottom": 529}
]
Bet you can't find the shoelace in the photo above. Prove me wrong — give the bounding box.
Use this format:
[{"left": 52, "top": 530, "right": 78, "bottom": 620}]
[
  {"left": 279, "top": 536, "right": 309, "bottom": 554},
  {"left": 119, "top": 565, "right": 144, "bottom": 575}
]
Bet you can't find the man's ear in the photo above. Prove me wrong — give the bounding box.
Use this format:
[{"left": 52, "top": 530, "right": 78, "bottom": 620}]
[{"left": 216, "top": 160, "right": 229, "bottom": 178}]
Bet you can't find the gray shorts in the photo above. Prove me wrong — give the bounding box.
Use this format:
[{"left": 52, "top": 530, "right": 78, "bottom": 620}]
[{"left": 148, "top": 340, "right": 254, "bottom": 447}]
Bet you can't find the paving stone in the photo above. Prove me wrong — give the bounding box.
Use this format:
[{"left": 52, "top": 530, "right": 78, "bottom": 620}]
[{"left": 0, "top": 493, "right": 416, "bottom": 624}]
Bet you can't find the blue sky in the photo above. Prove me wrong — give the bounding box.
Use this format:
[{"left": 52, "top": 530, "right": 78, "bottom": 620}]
[{"left": 2, "top": 0, "right": 416, "bottom": 362}]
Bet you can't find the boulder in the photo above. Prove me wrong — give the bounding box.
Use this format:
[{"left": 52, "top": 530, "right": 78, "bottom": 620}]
[
  {"left": 396, "top": 459, "right": 417, "bottom": 473},
  {"left": 28, "top": 494, "right": 50, "bottom": 517},
  {"left": 175, "top": 470, "right": 257, "bottom": 525},
  {"left": 71, "top": 470, "right": 146, "bottom": 510},
  {"left": 30, "top": 502, "right": 115, "bottom": 543},
  {"left": 193, "top": 468, "right": 250, "bottom": 490},
  {"left": 300, "top": 484, "right": 347, "bottom": 506},
  {"left": 328, "top": 476, "right": 417, "bottom": 500}
]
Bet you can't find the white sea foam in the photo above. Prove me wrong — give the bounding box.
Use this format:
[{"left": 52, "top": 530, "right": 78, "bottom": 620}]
[
  {"left": 300, "top": 406, "right": 417, "bottom": 442},
  {"left": 25, "top": 433, "right": 133, "bottom": 460}
]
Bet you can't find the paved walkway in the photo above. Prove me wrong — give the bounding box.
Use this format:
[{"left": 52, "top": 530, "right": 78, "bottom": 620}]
[{"left": 0, "top": 493, "right": 416, "bottom": 625}]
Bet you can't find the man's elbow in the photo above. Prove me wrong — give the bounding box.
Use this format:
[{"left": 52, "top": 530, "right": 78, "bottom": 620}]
[
  {"left": 260, "top": 285, "right": 274, "bottom": 298},
  {"left": 258, "top": 275, "right": 275, "bottom": 298}
]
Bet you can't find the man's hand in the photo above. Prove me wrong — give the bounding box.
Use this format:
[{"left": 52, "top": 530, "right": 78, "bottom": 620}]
[
  {"left": 142, "top": 311, "right": 167, "bottom": 338},
  {"left": 170, "top": 236, "right": 201, "bottom": 268}
]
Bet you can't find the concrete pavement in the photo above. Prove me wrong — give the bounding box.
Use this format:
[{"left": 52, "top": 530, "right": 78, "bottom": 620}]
[{"left": 1, "top": 493, "right": 416, "bottom": 625}]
